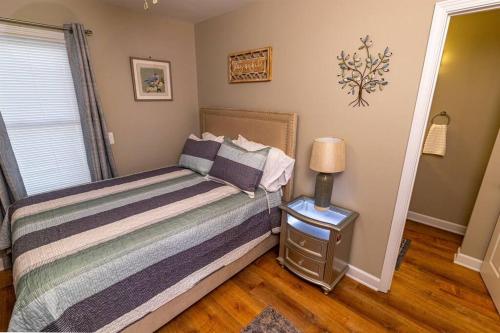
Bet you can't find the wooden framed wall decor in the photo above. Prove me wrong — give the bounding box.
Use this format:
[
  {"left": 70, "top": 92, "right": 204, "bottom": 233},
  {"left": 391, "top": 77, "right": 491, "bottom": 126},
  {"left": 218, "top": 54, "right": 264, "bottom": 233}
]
[{"left": 228, "top": 47, "right": 272, "bottom": 83}]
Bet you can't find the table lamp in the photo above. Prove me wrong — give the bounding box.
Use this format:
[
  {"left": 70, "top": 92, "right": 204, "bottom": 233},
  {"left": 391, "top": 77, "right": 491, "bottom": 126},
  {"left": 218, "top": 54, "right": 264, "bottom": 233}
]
[{"left": 309, "top": 137, "right": 346, "bottom": 210}]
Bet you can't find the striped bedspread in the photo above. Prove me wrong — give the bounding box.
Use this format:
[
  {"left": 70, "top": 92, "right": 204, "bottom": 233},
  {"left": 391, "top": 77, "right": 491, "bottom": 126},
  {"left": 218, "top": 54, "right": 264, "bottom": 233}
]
[{"left": 3, "top": 166, "right": 281, "bottom": 332}]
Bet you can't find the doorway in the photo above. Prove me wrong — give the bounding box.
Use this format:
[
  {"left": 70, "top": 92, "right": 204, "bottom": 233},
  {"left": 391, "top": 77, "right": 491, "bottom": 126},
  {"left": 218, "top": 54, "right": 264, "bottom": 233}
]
[
  {"left": 407, "top": 8, "right": 500, "bottom": 259},
  {"left": 380, "top": 0, "right": 500, "bottom": 293}
]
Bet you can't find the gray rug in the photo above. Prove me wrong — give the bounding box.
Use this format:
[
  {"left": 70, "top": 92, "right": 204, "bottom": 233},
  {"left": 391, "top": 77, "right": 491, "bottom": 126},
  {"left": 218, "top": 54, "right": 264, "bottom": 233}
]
[
  {"left": 396, "top": 238, "right": 411, "bottom": 270},
  {"left": 241, "top": 307, "right": 301, "bottom": 333}
]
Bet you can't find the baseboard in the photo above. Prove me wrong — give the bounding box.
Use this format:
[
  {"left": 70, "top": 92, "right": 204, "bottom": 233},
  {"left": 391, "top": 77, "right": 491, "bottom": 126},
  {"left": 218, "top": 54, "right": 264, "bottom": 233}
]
[
  {"left": 454, "top": 247, "right": 483, "bottom": 272},
  {"left": 407, "top": 211, "right": 466, "bottom": 235},
  {"left": 346, "top": 265, "right": 380, "bottom": 291}
]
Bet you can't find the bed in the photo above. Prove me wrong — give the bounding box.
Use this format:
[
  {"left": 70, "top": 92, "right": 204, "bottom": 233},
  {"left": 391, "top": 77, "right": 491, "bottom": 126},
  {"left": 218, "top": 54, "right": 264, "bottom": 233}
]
[{"left": 4, "top": 108, "right": 297, "bottom": 332}]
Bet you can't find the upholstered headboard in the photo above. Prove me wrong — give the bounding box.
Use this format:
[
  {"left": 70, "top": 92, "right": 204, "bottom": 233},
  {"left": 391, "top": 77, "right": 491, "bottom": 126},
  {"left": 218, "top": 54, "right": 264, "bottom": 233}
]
[{"left": 200, "top": 107, "right": 297, "bottom": 202}]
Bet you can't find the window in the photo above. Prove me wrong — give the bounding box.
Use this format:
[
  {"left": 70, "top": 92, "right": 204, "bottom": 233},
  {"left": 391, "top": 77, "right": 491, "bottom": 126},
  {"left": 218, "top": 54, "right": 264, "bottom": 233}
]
[{"left": 0, "top": 25, "right": 91, "bottom": 195}]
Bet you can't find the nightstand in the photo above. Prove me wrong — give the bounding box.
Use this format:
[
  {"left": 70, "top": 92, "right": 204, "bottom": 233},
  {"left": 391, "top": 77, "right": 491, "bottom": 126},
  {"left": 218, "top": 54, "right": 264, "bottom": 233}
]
[{"left": 277, "top": 196, "right": 358, "bottom": 294}]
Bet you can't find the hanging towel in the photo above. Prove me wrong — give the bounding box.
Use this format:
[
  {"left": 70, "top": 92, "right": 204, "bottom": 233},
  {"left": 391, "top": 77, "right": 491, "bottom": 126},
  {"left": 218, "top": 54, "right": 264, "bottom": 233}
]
[{"left": 423, "top": 124, "right": 447, "bottom": 156}]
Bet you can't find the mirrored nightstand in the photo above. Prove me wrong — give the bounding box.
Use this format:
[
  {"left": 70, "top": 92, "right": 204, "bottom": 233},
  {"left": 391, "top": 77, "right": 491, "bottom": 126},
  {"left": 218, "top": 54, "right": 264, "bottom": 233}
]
[{"left": 277, "top": 196, "right": 358, "bottom": 294}]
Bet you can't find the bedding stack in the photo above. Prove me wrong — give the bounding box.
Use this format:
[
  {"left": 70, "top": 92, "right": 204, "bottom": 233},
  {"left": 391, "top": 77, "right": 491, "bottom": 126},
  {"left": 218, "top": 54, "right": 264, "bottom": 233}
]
[{"left": 181, "top": 133, "right": 295, "bottom": 197}]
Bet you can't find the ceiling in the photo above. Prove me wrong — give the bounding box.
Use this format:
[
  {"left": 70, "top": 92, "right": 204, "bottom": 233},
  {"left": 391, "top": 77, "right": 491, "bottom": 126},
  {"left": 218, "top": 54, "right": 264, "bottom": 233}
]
[{"left": 102, "top": 0, "right": 260, "bottom": 23}]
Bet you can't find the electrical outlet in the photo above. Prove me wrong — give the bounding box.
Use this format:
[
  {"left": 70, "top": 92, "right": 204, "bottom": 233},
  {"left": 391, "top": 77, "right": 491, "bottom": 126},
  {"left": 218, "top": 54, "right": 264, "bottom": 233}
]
[{"left": 108, "top": 132, "right": 115, "bottom": 145}]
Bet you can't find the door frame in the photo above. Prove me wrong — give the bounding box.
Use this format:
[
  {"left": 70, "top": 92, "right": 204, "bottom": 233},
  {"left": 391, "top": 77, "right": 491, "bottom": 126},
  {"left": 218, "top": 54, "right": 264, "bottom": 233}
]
[{"left": 379, "top": 0, "right": 500, "bottom": 292}]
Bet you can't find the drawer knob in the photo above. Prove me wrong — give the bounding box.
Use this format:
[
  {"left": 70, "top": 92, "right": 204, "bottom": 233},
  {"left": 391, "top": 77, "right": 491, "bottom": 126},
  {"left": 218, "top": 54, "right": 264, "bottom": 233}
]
[
  {"left": 298, "top": 259, "right": 304, "bottom": 266},
  {"left": 299, "top": 240, "right": 306, "bottom": 247}
]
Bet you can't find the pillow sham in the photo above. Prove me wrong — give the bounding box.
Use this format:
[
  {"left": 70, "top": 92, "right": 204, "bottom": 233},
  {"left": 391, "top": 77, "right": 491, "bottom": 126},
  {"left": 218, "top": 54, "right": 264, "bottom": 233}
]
[
  {"left": 178, "top": 134, "right": 222, "bottom": 175},
  {"left": 233, "top": 135, "right": 295, "bottom": 192},
  {"left": 208, "top": 138, "right": 270, "bottom": 197}
]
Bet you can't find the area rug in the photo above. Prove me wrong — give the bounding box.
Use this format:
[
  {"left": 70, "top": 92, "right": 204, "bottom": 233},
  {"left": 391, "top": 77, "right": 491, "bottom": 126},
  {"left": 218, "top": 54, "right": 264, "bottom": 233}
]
[
  {"left": 241, "top": 306, "right": 301, "bottom": 333},
  {"left": 396, "top": 238, "right": 412, "bottom": 270}
]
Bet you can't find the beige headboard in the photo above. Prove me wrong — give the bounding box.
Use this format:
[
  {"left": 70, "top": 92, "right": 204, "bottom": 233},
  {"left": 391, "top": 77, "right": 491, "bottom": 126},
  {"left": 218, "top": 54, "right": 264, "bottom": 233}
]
[{"left": 200, "top": 107, "right": 298, "bottom": 202}]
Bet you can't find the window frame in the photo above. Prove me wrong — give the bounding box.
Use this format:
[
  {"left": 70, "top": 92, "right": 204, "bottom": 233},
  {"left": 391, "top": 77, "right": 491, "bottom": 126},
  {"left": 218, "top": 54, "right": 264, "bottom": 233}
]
[{"left": 0, "top": 23, "right": 92, "bottom": 195}]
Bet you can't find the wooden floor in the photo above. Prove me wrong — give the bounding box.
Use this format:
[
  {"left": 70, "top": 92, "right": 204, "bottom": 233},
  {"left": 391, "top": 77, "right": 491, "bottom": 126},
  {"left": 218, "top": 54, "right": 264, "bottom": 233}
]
[{"left": 1, "top": 221, "right": 499, "bottom": 332}]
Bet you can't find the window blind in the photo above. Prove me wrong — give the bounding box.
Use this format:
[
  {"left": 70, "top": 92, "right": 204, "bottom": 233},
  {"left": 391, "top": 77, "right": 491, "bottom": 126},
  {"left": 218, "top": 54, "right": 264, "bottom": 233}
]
[{"left": 0, "top": 25, "right": 91, "bottom": 196}]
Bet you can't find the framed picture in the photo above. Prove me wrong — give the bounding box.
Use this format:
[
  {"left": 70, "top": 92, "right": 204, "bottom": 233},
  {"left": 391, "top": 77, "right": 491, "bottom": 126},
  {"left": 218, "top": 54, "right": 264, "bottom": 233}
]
[
  {"left": 130, "top": 57, "right": 173, "bottom": 101},
  {"left": 228, "top": 47, "right": 272, "bottom": 83}
]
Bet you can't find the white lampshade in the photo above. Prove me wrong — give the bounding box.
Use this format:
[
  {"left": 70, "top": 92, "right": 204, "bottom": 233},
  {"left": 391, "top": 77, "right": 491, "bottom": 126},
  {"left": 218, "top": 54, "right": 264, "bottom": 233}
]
[{"left": 309, "top": 137, "right": 346, "bottom": 173}]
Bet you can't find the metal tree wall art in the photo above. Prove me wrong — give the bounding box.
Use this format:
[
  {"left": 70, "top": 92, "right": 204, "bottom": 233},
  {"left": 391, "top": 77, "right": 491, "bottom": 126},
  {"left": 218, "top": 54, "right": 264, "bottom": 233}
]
[{"left": 337, "top": 35, "right": 392, "bottom": 107}]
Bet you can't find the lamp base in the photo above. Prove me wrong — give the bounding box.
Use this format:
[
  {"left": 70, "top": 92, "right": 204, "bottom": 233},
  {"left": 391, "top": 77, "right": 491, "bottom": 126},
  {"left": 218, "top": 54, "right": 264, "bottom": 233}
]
[{"left": 314, "top": 172, "right": 333, "bottom": 210}]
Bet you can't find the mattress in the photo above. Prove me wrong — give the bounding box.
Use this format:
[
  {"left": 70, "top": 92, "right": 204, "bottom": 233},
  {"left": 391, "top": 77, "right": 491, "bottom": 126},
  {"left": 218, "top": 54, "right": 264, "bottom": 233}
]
[{"left": 2, "top": 166, "right": 281, "bottom": 332}]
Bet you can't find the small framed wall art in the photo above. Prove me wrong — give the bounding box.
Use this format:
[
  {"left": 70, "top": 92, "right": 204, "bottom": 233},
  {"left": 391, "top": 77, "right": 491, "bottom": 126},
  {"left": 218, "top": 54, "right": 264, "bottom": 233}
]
[
  {"left": 130, "top": 57, "right": 173, "bottom": 101},
  {"left": 228, "top": 47, "right": 272, "bottom": 83}
]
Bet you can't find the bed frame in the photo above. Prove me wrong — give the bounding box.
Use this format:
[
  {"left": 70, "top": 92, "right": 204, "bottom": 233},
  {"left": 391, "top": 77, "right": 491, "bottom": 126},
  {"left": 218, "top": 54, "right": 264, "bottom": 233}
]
[{"left": 123, "top": 107, "right": 297, "bottom": 332}]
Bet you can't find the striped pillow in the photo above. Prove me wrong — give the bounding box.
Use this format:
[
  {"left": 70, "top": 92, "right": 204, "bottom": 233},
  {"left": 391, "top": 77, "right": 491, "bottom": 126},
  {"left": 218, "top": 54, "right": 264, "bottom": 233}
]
[
  {"left": 178, "top": 135, "right": 222, "bottom": 175},
  {"left": 208, "top": 138, "right": 270, "bottom": 197}
]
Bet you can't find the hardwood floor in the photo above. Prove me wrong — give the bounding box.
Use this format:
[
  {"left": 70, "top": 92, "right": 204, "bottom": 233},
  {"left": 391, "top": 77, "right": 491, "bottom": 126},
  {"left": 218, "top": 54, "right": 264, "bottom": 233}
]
[{"left": 1, "top": 221, "right": 499, "bottom": 332}]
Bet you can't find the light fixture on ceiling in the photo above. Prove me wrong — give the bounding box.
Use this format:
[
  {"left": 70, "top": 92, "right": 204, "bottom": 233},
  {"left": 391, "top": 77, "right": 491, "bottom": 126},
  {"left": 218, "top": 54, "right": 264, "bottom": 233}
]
[{"left": 144, "top": 0, "right": 158, "bottom": 10}]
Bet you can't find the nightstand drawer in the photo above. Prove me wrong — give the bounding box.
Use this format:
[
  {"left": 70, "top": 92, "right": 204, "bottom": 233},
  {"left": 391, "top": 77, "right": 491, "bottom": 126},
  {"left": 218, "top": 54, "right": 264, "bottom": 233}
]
[
  {"left": 285, "top": 247, "right": 325, "bottom": 280},
  {"left": 287, "top": 225, "right": 328, "bottom": 259}
]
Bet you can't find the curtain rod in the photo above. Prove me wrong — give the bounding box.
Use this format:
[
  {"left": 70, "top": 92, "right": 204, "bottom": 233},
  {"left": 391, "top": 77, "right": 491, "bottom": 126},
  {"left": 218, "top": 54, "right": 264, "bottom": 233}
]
[{"left": 0, "top": 17, "right": 93, "bottom": 36}]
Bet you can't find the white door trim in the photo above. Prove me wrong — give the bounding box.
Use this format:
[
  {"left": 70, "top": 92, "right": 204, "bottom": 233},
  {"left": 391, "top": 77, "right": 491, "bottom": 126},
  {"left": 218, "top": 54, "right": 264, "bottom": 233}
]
[{"left": 378, "top": 0, "right": 500, "bottom": 293}]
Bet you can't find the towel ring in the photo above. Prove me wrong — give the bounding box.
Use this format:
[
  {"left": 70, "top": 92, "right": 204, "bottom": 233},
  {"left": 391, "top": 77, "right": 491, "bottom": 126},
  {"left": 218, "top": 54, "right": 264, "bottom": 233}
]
[{"left": 431, "top": 111, "right": 451, "bottom": 125}]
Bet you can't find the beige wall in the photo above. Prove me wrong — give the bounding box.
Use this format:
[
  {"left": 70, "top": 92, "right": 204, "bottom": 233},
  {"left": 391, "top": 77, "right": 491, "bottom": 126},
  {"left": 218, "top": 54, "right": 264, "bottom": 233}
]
[
  {"left": 195, "top": 0, "right": 439, "bottom": 277},
  {"left": 0, "top": 0, "right": 199, "bottom": 176},
  {"left": 461, "top": 130, "right": 500, "bottom": 259},
  {"left": 410, "top": 11, "right": 500, "bottom": 226}
]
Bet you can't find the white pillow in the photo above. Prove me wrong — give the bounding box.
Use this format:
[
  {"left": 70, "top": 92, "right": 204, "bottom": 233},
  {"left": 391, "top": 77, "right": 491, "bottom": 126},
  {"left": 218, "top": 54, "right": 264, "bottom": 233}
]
[
  {"left": 202, "top": 132, "right": 224, "bottom": 143},
  {"left": 187, "top": 132, "right": 224, "bottom": 143},
  {"left": 233, "top": 135, "right": 295, "bottom": 192}
]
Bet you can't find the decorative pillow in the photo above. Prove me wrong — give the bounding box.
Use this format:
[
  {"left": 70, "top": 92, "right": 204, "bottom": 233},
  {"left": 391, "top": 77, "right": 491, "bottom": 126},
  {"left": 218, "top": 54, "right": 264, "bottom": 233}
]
[
  {"left": 178, "top": 134, "right": 222, "bottom": 175},
  {"left": 233, "top": 135, "right": 295, "bottom": 192},
  {"left": 208, "top": 138, "right": 270, "bottom": 197}
]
